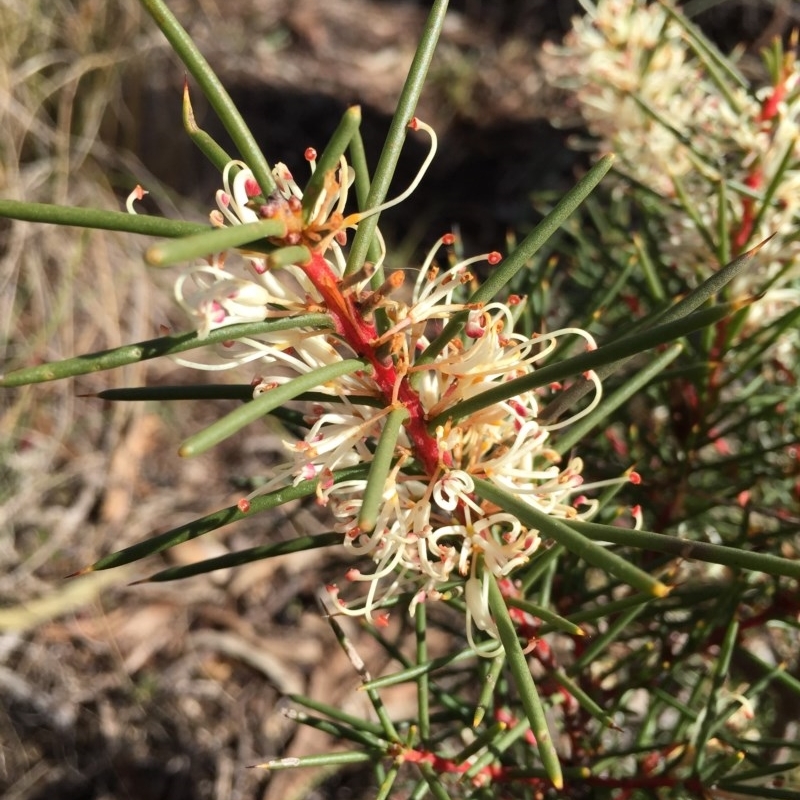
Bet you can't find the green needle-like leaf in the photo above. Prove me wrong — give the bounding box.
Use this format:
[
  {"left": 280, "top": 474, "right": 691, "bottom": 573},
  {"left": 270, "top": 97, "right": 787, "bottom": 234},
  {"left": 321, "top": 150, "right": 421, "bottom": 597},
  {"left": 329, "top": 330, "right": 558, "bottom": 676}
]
[
  {"left": 453, "top": 721, "right": 507, "bottom": 764},
  {"left": 462, "top": 714, "right": 539, "bottom": 781},
  {"left": 302, "top": 105, "right": 362, "bottom": 222},
  {"left": 570, "top": 521, "right": 800, "bottom": 581},
  {"left": 432, "top": 299, "right": 744, "bottom": 428},
  {"left": 486, "top": 570, "right": 563, "bottom": 790},
  {"left": 550, "top": 670, "right": 617, "bottom": 729},
  {"left": 254, "top": 751, "right": 377, "bottom": 771},
  {"left": 182, "top": 80, "right": 232, "bottom": 172},
  {"left": 179, "top": 358, "right": 368, "bottom": 456},
  {"left": 747, "top": 136, "right": 796, "bottom": 248},
  {"left": 344, "top": 0, "right": 449, "bottom": 277},
  {"left": 660, "top": 0, "right": 749, "bottom": 96},
  {"left": 138, "top": 0, "right": 275, "bottom": 196},
  {"left": 540, "top": 236, "right": 770, "bottom": 422},
  {"left": 569, "top": 603, "right": 650, "bottom": 675},
  {"left": 0, "top": 199, "right": 208, "bottom": 237},
  {"left": 134, "top": 533, "right": 343, "bottom": 583},
  {"left": 473, "top": 653, "right": 505, "bottom": 728},
  {"left": 357, "top": 406, "right": 409, "bottom": 532},
  {"left": 374, "top": 766, "right": 401, "bottom": 800},
  {"left": 417, "top": 154, "right": 615, "bottom": 367},
  {"left": 267, "top": 245, "right": 312, "bottom": 269},
  {"left": 361, "top": 641, "right": 501, "bottom": 690},
  {"left": 347, "top": 129, "right": 382, "bottom": 264},
  {"left": 553, "top": 342, "right": 683, "bottom": 454},
  {"left": 1, "top": 315, "right": 331, "bottom": 386},
  {"left": 326, "top": 614, "right": 401, "bottom": 744},
  {"left": 713, "top": 783, "right": 800, "bottom": 799},
  {"left": 414, "top": 602, "right": 430, "bottom": 742},
  {"left": 473, "top": 478, "right": 670, "bottom": 597},
  {"left": 283, "top": 708, "right": 387, "bottom": 750},
  {"left": 694, "top": 617, "right": 739, "bottom": 776},
  {"left": 505, "top": 597, "right": 586, "bottom": 637},
  {"left": 95, "top": 384, "right": 256, "bottom": 402},
  {"left": 145, "top": 219, "right": 289, "bottom": 265},
  {"left": 659, "top": 236, "right": 772, "bottom": 323},
  {"left": 287, "top": 694, "right": 386, "bottom": 737},
  {"left": 74, "top": 464, "right": 369, "bottom": 573}
]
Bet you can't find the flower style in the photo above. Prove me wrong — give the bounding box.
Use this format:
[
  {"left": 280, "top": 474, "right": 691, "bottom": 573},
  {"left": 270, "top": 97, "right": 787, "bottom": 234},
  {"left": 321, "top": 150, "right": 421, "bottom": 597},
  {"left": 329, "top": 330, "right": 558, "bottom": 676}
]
[
  {"left": 542, "top": 0, "right": 800, "bottom": 332},
  {"left": 136, "top": 117, "right": 634, "bottom": 648}
]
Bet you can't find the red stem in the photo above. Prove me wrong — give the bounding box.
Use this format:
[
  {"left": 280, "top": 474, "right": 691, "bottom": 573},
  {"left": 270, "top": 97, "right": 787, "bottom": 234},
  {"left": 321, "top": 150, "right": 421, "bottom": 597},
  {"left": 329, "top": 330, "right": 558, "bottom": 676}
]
[{"left": 301, "top": 251, "right": 445, "bottom": 477}]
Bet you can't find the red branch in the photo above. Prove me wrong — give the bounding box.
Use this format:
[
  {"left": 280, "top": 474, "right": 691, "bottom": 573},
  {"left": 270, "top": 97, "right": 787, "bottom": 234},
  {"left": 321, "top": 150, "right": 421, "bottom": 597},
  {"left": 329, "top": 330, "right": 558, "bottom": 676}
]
[{"left": 301, "top": 251, "right": 446, "bottom": 478}]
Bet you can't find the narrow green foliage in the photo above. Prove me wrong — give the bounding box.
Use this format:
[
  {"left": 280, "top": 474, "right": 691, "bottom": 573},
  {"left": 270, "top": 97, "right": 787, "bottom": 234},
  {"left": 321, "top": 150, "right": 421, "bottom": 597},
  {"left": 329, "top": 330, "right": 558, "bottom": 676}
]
[
  {"left": 550, "top": 671, "right": 617, "bottom": 729},
  {"left": 302, "top": 105, "right": 362, "bottom": 221},
  {"left": 179, "top": 359, "right": 368, "bottom": 456},
  {"left": 77, "top": 464, "right": 368, "bottom": 573},
  {"left": 504, "top": 597, "right": 585, "bottom": 637},
  {"left": 473, "top": 654, "right": 505, "bottom": 728},
  {"left": 1, "top": 315, "right": 331, "bottom": 386},
  {"left": 417, "top": 154, "right": 614, "bottom": 368},
  {"left": 553, "top": 342, "right": 682, "bottom": 454},
  {"left": 182, "top": 82, "right": 232, "bottom": 172},
  {"left": 135, "top": 532, "right": 343, "bottom": 583},
  {"left": 414, "top": 602, "right": 431, "bottom": 742},
  {"left": 254, "top": 751, "right": 377, "bottom": 770},
  {"left": 486, "top": 570, "right": 563, "bottom": 790},
  {"left": 473, "top": 478, "right": 670, "bottom": 597},
  {"left": 358, "top": 406, "right": 409, "bottom": 532},
  {"left": 138, "top": 0, "right": 275, "bottom": 195},
  {"left": 0, "top": 199, "right": 208, "bottom": 237},
  {"left": 571, "top": 520, "right": 800, "bottom": 581},
  {"left": 145, "top": 219, "right": 290, "bottom": 266},
  {"left": 344, "top": 0, "right": 449, "bottom": 277},
  {"left": 432, "top": 299, "right": 745, "bottom": 427}
]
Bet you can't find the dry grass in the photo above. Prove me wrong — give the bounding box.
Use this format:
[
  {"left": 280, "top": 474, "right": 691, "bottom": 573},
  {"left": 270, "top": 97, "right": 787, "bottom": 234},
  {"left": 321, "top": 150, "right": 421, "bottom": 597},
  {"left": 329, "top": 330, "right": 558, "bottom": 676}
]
[
  {"left": 0, "top": 3, "right": 304, "bottom": 798},
  {"left": 0, "top": 3, "right": 488, "bottom": 798}
]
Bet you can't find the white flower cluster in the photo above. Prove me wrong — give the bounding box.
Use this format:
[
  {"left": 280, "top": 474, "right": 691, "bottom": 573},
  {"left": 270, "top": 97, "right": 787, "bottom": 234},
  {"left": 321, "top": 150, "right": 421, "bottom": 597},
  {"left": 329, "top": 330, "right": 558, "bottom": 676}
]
[
  {"left": 543, "top": 0, "right": 800, "bottom": 323},
  {"left": 134, "top": 124, "right": 630, "bottom": 646}
]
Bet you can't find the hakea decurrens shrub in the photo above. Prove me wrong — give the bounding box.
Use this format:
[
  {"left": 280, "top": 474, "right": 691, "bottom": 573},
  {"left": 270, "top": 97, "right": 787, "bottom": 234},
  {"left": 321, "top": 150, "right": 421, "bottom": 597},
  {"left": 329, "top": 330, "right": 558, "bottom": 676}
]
[{"left": 129, "top": 117, "right": 636, "bottom": 647}]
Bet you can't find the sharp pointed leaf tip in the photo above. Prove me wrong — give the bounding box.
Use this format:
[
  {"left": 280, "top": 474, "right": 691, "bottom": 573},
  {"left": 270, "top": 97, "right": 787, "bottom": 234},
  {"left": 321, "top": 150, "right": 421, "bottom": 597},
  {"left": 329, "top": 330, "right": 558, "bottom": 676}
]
[
  {"left": 746, "top": 232, "right": 776, "bottom": 255},
  {"left": 64, "top": 565, "right": 94, "bottom": 579},
  {"left": 127, "top": 577, "right": 150, "bottom": 586}
]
